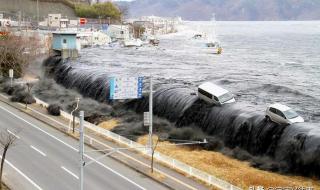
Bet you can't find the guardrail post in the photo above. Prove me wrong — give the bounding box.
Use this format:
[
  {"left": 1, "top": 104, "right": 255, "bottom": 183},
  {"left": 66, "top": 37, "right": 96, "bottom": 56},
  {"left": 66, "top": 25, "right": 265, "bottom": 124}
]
[
  {"left": 172, "top": 159, "right": 175, "bottom": 168},
  {"left": 209, "top": 175, "right": 212, "bottom": 184},
  {"left": 189, "top": 167, "right": 192, "bottom": 176}
]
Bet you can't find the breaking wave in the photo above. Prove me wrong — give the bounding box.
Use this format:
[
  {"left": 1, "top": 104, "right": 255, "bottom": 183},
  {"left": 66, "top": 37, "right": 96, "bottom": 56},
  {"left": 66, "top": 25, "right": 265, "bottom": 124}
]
[{"left": 43, "top": 56, "right": 320, "bottom": 177}]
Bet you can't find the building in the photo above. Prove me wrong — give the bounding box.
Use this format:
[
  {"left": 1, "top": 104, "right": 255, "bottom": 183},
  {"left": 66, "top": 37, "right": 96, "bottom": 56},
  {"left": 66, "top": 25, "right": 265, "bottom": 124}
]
[
  {"left": 106, "top": 25, "right": 130, "bottom": 41},
  {"left": 77, "top": 30, "right": 111, "bottom": 47},
  {"left": 45, "top": 14, "right": 78, "bottom": 29},
  {"left": 60, "top": 18, "right": 69, "bottom": 28},
  {"left": 137, "top": 16, "right": 180, "bottom": 35},
  {"left": 52, "top": 32, "right": 79, "bottom": 59},
  {"left": 48, "top": 14, "right": 62, "bottom": 28}
]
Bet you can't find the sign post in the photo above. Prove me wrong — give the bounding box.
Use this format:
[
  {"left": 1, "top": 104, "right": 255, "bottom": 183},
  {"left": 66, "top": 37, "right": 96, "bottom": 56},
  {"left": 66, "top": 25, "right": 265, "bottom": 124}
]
[
  {"left": 148, "top": 77, "right": 153, "bottom": 153},
  {"left": 109, "top": 76, "right": 151, "bottom": 151},
  {"left": 79, "top": 18, "right": 87, "bottom": 25},
  {"left": 9, "top": 69, "right": 13, "bottom": 87},
  {"left": 79, "top": 111, "right": 84, "bottom": 190},
  {"left": 144, "top": 112, "right": 150, "bottom": 126}
]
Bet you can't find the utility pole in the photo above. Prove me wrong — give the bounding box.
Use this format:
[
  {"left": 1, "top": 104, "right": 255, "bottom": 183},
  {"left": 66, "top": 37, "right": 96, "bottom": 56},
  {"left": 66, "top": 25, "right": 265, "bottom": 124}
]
[
  {"left": 36, "top": 0, "right": 39, "bottom": 29},
  {"left": 79, "top": 111, "right": 84, "bottom": 190},
  {"left": 18, "top": 0, "right": 22, "bottom": 31},
  {"left": 18, "top": 11, "right": 21, "bottom": 31},
  {"left": 148, "top": 77, "right": 153, "bottom": 153},
  {"left": 165, "top": 20, "right": 168, "bottom": 34}
]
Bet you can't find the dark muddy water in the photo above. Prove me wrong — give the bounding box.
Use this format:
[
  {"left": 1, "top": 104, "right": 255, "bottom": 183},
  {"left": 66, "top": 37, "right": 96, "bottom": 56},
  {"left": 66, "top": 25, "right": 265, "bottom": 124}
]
[
  {"left": 39, "top": 21, "right": 320, "bottom": 177},
  {"left": 71, "top": 21, "right": 320, "bottom": 122}
]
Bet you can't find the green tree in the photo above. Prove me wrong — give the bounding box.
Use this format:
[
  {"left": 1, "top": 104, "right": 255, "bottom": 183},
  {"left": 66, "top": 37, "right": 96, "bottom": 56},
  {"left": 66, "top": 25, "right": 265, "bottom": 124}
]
[
  {"left": 75, "top": 4, "right": 98, "bottom": 18},
  {"left": 93, "top": 2, "right": 121, "bottom": 20},
  {"left": 75, "top": 2, "right": 122, "bottom": 20}
]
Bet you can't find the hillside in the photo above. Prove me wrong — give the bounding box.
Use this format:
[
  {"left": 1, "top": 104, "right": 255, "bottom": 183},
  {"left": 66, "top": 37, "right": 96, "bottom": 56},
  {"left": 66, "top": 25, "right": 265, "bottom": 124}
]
[
  {"left": 0, "top": 0, "right": 77, "bottom": 20},
  {"left": 116, "top": 0, "right": 320, "bottom": 21}
]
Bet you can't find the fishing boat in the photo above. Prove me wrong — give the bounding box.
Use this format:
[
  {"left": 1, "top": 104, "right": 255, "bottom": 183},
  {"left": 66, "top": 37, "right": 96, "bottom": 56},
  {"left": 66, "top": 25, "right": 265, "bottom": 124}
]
[{"left": 205, "top": 14, "right": 222, "bottom": 54}]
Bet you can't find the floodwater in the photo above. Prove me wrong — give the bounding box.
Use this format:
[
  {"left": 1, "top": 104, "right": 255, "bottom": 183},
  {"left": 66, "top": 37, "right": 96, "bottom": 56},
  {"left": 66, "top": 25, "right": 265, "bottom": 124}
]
[
  {"left": 41, "top": 21, "right": 320, "bottom": 176},
  {"left": 72, "top": 21, "right": 320, "bottom": 122}
]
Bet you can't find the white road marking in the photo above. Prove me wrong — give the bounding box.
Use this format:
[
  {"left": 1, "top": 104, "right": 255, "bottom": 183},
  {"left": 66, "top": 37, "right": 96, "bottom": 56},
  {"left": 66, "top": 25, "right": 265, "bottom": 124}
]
[
  {"left": 61, "top": 166, "right": 79, "bottom": 179},
  {"left": 30, "top": 145, "right": 46, "bottom": 157},
  {"left": 0, "top": 105, "right": 147, "bottom": 190},
  {"left": 27, "top": 106, "right": 199, "bottom": 190},
  {"left": 2, "top": 98, "right": 199, "bottom": 190},
  {"left": 0, "top": 155, "right": 43, "bottom": 190},
  {"left": 6, "top": 129, "right": 20, "bottom": 139}
]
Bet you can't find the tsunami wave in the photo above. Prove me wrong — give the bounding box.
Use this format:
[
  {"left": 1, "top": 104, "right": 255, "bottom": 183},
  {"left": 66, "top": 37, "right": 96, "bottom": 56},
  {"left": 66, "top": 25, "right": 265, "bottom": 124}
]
[{"left": 43, "top": 55, "right": 320, "bottom": 177}]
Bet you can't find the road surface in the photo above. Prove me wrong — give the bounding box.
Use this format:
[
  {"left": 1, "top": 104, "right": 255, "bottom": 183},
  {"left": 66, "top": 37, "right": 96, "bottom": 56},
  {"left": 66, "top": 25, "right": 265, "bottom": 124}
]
[{"left": 0, "top": 101, "right": 169, "bottom": 190}]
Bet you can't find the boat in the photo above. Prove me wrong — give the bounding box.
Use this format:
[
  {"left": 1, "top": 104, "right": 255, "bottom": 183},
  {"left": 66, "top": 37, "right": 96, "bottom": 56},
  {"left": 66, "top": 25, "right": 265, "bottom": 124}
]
[
  {"left": 150, "top": 38, "right": 160, "bottom": 46},
  {"left": 122, "top": 38, "right": 143, "bottom": 47},
  {"left": 205, "top": 14, "right": 222, "bottom": 54},
  {"left": 192, "top": 25, "right": 206, "bottom": 40},
  {"left": 142, "top": 34, "right": 160, "bottom": 46}
]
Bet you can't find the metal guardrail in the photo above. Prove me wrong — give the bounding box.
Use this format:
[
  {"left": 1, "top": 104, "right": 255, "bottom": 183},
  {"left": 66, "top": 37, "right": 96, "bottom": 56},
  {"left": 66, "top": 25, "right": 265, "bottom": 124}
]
[{"left": 34, "top": 97, "right": 242, "bottom": 190}]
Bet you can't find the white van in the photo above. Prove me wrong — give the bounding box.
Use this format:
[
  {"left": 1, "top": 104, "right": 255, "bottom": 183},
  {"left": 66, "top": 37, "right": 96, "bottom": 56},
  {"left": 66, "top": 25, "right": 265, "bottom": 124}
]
[
  {"left": 266, "top": 103, "right": 304, "bottom": 125},
  {"left": 198, "top": 82, "right": 235, "bottom": 105}
]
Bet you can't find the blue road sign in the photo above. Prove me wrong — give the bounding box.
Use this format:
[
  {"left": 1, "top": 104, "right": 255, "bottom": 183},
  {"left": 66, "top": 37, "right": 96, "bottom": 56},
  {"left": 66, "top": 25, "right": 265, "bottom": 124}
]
[{"left": 109, "top": 77, "right": 144, "bottom": 100}]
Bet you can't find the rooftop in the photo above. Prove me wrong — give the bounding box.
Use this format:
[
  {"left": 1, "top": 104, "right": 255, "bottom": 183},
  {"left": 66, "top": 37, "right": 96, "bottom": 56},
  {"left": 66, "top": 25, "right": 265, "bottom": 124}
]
[
  {"left": 52, "top": 31, "right": 77, "bottom": 35},
  {"left": 269, "top": 103, "right": 291, "bottom": 111},
  {"left": 198, "top": 82, "right": 230, "bottom": 97}
]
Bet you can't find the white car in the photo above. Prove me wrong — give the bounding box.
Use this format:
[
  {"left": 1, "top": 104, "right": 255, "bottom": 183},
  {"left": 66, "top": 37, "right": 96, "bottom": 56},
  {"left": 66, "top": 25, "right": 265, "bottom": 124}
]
[
  {"left": 266, "top": 103, "right": 304, "bottom": 125},
  {"left": 198, "top": 82, "right": 236, "bottom": 105}
]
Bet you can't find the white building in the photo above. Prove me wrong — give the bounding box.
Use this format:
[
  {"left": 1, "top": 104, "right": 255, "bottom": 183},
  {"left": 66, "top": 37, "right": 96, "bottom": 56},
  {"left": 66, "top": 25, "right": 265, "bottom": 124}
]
[
  {"left": 106, "top": 25, "right": 130, "bottom": 41},
  {"left": 0, "top": 19, "right": 13, "bottom": 27},
  {"left": 42, "top": 14, "right": 78, "bottom": 29},
  {"left": 137, "top": 16, "right": 180, "bottom": 35},
  {"left": 69, "top": 20, "right": 79, "bottom": 27},
  {"left": 48, "top": 14, "right": 61, "bottom": 28},
  {"left": 60, "top": 18, "right": 69, "bottom": 28},
  {"left": 77, "top": 30, "right": 111, "bottom": 47}
]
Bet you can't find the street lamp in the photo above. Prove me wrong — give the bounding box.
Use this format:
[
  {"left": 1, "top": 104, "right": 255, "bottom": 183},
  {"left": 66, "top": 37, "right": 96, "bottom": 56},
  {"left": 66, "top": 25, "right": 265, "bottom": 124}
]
[{"left": 68, "top": 97, "right": 80, "bottom": 133}]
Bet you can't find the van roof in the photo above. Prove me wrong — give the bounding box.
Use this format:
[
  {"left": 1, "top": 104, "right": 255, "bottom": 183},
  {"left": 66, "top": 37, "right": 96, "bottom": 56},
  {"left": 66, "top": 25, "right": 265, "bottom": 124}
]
[
  {"left": 198, "top": 82, "right": 229, "bottom": 97},
  {"left": 269, "top": 103, "right": 291, "bottom": 111}
]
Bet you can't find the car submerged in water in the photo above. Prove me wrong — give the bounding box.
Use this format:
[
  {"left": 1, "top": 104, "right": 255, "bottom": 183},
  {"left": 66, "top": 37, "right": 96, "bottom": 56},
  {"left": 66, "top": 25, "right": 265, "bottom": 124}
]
[
  {"left": 265, "top": 103, "right": 304, "bottom": 125},
  {"left": 198, "top": 82, "right": 236, "bottom": 105}
]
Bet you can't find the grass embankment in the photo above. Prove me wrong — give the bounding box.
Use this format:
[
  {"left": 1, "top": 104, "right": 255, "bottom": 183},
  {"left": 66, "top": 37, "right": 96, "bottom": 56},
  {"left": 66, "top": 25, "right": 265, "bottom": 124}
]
[
  {"left": 137, "top": 135, "right": 320, "bottom": 189},
  {"left": 96, "top": 120, "right": 320, "bottom": 189},
  {"left": 98, "top": 119, "right": 119, "bottom": 130}
]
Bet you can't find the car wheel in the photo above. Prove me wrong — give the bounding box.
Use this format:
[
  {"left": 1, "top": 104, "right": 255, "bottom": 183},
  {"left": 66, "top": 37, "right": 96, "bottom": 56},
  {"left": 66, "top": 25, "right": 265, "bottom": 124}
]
[{"left": 265, "top": 116, "right": 270, "bottom": 122}]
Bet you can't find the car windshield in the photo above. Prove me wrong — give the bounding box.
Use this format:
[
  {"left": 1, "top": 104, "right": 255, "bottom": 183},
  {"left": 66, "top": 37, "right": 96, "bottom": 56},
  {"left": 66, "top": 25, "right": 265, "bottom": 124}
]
[
  {"left": 283, "top": 109, "right": 299, "bottom": 119},
  {"left": 218, "top": 92, "right": 234, "bottom": 103}
]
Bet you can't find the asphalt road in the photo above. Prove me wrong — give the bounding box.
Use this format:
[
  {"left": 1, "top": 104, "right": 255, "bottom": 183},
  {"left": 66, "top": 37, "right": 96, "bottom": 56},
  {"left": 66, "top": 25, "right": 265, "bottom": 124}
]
[{"left": 0, "top": 101, "right": 169, "bottom": 190}]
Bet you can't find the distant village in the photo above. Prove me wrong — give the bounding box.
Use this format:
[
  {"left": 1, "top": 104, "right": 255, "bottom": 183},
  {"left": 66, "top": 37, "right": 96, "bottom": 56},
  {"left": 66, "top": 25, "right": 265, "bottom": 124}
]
[{"left": 0, "top": 11, "right": 182, "bottom": 58}]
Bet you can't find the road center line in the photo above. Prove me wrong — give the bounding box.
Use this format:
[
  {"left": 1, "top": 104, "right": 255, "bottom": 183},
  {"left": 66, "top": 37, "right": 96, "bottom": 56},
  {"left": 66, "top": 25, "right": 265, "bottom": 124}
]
[
  {"left": 30, "top": 145, "right": 46, "bottom": 157},
  {"left": 61, "top": 166, "right": 79, "bottom": 180},
  {"left": 7, "top": 129, "right": 20, "bottom": 139},
  {"left": 1, "top": 94, "right": 198, "bottom": 190},
  {"left": 24, "top": 103, "right": 197, "bottom": 190},
  {"left": 0, "top": 105, "right": 146, "bottom": 190}
]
